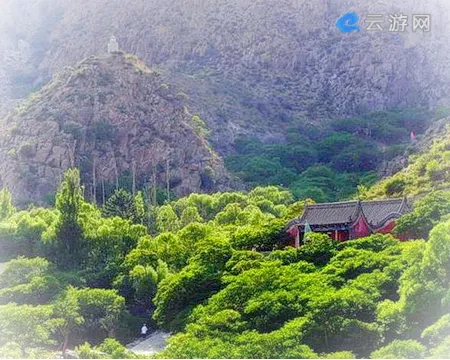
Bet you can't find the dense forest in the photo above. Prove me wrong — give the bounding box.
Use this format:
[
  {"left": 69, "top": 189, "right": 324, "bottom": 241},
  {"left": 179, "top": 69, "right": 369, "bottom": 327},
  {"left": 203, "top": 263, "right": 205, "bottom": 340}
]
[
  {"left": 225, "top": 108, "right": 449, "bottom": 202},
  {"left": 0, "top": 167, "right": 449, "bottom": 358}
]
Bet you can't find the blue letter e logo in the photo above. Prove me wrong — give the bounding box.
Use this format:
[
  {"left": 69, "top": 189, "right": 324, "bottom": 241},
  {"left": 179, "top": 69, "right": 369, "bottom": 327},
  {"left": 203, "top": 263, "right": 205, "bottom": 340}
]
[{"left": 336, "top": 12, "right": 360, "bottom": 33}]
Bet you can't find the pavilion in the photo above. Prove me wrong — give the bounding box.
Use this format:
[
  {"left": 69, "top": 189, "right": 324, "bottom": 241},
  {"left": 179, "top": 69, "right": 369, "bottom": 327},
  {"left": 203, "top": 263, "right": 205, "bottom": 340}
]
[{"left": 286, "top": 198, "right": 411, "bottom": 247}]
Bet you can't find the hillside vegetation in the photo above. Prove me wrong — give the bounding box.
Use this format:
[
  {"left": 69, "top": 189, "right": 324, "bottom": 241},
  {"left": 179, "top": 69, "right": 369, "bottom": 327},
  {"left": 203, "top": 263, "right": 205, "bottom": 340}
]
[
  {"left": 0, "top": 1, "right": 450, "bottom": 358},
  {"left": 226, "top": 108, "right": 448, "bottom": 202},
  {"left": 0, "top": 169, "right": 449, "bottom": 358},
  {"left": 364, "top": 119, "right": 450, "bottom": 199}
]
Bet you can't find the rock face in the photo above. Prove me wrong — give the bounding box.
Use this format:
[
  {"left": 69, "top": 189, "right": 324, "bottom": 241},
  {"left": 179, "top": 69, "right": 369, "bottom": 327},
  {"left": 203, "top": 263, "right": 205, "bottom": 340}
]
[
  {"left": 0, "top": 53, "right": 232, "bottom": 205},
  {"left": 1, "top": 0, "right": 450, "bottom": 152}
]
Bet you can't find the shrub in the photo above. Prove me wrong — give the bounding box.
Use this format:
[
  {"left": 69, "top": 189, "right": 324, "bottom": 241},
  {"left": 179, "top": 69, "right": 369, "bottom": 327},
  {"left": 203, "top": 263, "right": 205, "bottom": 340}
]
[
  {"left": 369, "top": 339, "right": 426, "bottom": 359},
  {"left": 384, "top": 177, "right": 406, "bottom": 196}
]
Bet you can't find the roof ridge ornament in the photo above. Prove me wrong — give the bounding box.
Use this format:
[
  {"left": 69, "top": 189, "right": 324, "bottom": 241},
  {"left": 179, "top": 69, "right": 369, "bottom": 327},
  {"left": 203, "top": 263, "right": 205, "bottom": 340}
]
[{"left": 400, "top": 195, "right": 410, "bottom": 211}]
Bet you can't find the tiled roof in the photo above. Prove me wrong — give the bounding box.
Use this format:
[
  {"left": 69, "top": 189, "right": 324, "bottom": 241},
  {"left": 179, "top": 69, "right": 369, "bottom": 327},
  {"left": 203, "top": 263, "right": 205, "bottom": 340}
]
[
  {"left": 361, "top": 199, "right": 410, "bottom": 227},
  {"left": 289, "top": 198, "right": 410, "bottom": 229},
  {"left": 296, "top": 201, "right": 359, "bottom": 226}
]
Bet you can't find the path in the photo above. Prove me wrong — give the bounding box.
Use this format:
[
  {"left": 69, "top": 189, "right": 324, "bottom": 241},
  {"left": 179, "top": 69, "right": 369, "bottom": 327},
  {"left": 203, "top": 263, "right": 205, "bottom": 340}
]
[{"left": 127, "top": 330, "right": 171, "bottom": 356}]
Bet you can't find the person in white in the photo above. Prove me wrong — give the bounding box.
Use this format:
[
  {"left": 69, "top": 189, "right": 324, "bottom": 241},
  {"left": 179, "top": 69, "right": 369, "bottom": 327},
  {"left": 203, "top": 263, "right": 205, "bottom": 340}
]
[{"left": 141, "top": 323, "right": 148, "bottom": 339}]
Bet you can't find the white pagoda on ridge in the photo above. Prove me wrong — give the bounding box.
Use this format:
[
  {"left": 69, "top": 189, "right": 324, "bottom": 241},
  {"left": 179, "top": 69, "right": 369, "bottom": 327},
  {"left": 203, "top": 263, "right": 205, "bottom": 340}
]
[{"left": 107, "top": 36, "right": 119, "bottom": 53}]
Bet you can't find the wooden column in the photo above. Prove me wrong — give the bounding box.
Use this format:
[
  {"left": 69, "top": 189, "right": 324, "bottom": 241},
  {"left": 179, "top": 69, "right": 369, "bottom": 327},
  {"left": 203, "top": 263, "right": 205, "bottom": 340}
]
[{"left": 295, "top": 228, "right": 300, "bottom": 248}]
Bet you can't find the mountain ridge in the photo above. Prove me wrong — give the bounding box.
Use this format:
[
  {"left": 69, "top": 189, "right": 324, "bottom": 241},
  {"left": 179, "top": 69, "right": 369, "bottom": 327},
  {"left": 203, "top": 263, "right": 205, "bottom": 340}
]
[
  {"left": 0, "top": 52, "right": 234, "bottom": 205},
  {"left": 1, "top": 0, "right": 450, "bottom": 152}
]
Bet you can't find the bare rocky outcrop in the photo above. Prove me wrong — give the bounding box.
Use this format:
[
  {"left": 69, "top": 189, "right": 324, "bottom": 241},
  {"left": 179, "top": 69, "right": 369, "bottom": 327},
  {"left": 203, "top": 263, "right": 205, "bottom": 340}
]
[{"left": 0, "top": 53, "right": 234, "bottom": 205}]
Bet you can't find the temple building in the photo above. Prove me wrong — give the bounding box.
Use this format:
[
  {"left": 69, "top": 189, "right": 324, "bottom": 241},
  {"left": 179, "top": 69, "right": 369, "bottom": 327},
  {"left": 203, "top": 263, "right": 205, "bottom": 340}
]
[{"left": 286, "top": 198, "right": 411, "bottom": 247}]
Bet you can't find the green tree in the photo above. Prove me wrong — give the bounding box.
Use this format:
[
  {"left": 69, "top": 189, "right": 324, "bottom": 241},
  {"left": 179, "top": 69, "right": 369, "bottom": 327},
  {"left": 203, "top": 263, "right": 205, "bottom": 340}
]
[
  {"left": 53, "top": 169, "right": 85, "bottom": 270},
  {"left": 83, "top": 215, "right": 147, "bottom": 287},
  {"left": 0, "top": 257, "right": 50, "bottom": 288},
  {"left": 0, "top": 256, "right": 62, "bottom": 305},
  {"left": 230, "top": 219, "right": 285, "bottom": 250},
  {"left": 428, "top": 336, "right": 450, "bottom": 359},
  {"left": 290, "top": 166, "right": 339, "bottom": 202},
  {"left": 318, "top": 132, "right": 359, "bottom": 163},
  {"left": 369, "top": 339, "right": 426, "bottom": 359},
  {"left": 180, "top": 206, "right": 203, "bottom": 227},
  {"left": 225, "top": 155, "right": 297, "bottom": 186},
  {"left": 156, "top": 205, "right": 181, "bottom": 233},
  {"left": 422, "top": 314, "right": 450, "bottom": 348},
  {"left": 73, "top": 287, "right": 126, "bottom": 342},
  {"left": 0, "top": 342, "right": 23, "bottom": 358},
  {"left": 377, "top": 218, "right": 450, "bottom": 342},
  {"left": 7, "top": 207, "right": 58, "bottom": 257},
  {"left": 153, "top": 236, "right": 232, "bottom": 329},
  {"left": 300, "top": 233, "right": 338, "bottom": 266},
  {"left": 95, "top": 338, "right": 138, "bottom": 359},
  {"left": 102, "top": 189, "right": 144, "bottom": 224},
  {"left": 51, "top": 287, "right": 85, "bottom": 354},
  {"left": 303, "top": 287, "right": 381, "bottom": 356},
  {"left": 0, "top": 303, "right": 54, "bottom": 356},
  {"left": 249, "top": 186, "right": 294, "bottom": 205},
  {"left": 75, "top": 338, "right": 138, "bottom": 359},
  {"left": 395, "top": 191, "right": 450, "bottom": 239},
  {"left": 129, "top": 260, "right": 169, "bottom": 307},
  {"left": 215, "top": 203, "right": 242, "bottom": 225},
  {"left": 0, "top": 188, "right": 15, "bottom": 221},
  {"left": 134, "top": 191, "right": 146, "bottom": 224},
  {"left": 192, "top": 115, "right": 210, "bottom": 137}
]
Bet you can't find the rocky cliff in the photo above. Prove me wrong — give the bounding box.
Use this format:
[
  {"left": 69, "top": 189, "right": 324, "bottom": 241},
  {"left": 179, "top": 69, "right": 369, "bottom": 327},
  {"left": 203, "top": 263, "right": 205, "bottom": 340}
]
[
  {"left": 1, "top": 0, "right": 450, "bottom": 152},
  {"left": 0, "top": 53, "right": 232, "bottom": 205}
]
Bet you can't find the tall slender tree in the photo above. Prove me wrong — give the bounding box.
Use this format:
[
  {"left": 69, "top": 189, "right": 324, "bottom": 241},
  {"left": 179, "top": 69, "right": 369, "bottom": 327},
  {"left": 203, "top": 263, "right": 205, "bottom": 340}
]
[
  {"left": 166, "top": 159, "right": 171, "bottom": 202},
  {"left": 0, "top": 188, "right": 15, "bottom": 221},
  {"left": 54, "top": 169, "right": 85, "bottom": 270}
]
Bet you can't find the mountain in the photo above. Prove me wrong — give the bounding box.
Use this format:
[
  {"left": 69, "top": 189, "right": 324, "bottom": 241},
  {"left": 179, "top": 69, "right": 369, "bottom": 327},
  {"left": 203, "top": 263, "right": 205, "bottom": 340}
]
[
  {"left": 0, "top": 53, "right": 233, "bottom": 205},
  {"left": 364, "top": 116, "right": 450, "bottom": 199},
  {"left": 1, "top": 0, "right": 450, "bottom": 152}
]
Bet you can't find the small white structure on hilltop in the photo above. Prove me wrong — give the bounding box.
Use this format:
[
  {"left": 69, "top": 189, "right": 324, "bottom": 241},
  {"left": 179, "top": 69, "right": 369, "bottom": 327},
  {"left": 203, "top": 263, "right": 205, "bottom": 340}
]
[{"left": 108, "top": 36, "right": 119, "bottom": 53}]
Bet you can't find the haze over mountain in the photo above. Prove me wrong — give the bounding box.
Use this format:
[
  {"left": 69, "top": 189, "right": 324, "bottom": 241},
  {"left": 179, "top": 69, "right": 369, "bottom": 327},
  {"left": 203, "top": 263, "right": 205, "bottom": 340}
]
[{"left": 1, "top": 0, "right": 450, "bottom": 152}]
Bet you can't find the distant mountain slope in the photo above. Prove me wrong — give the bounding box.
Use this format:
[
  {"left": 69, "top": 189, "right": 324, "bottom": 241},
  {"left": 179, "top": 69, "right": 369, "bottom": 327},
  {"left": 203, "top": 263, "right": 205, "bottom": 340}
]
[
  {"left": 364, "top": 117, "right": 450, "bottom": 199},
  {"left": 1, "top": 0, "right": 450, "bottom": 151},
  {"left": 0, "top": 53, "right": 232, "bottom": 205}
]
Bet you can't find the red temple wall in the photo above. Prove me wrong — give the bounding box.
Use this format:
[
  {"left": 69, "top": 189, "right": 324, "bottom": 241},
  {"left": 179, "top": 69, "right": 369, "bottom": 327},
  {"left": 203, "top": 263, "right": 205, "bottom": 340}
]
[
  {"left": 351, "top": 215, "right": 371, "bottom": 238},
  {"left": 286, "top": 217, "right": 405, "bottom": 248},
  {"left": 375, "top": 220, "right": 396, "bottom": 234},
  {"left": 376, "top": 220, "right": 408, "bottom": 241},
  {"left": 331, "top": 230, "right": 349, "bottom": 241}
]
